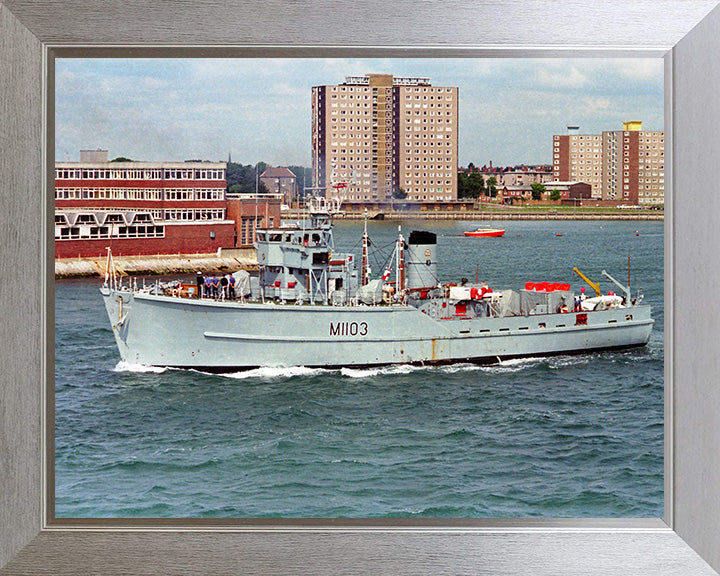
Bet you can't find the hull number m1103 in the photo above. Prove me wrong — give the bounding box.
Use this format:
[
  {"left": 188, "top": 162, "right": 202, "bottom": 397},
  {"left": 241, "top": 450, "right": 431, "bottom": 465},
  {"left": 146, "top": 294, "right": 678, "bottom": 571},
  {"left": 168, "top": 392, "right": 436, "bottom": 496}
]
[{"left": 329, "top": 321, "right": 368, "bottom": 337}]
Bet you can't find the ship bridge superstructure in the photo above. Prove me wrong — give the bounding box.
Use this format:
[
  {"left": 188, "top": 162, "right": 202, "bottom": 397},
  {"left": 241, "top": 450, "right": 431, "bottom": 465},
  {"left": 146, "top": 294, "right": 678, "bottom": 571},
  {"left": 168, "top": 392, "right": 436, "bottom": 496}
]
[{"left": 255, "top": 223, "right": 358, "bottom": 306}]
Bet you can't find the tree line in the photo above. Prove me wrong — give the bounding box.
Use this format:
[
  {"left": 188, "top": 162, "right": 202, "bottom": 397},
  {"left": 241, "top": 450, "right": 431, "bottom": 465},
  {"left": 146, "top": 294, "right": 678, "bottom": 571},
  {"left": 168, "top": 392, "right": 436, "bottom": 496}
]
[
  {"left": 225, "top": 162, "right": 312, "bottom": 197},
  {"left": 111, "top": 157, "right": 312, "bottom": 198},
  {"left": 457, "top": 164, "right": 498, "bottom": 199},
  {"left": 114, "top": 157, "right": 559, "bottom": 202},
  {"left": 458, "top": 164, "right": 556, "bottom": 201}
]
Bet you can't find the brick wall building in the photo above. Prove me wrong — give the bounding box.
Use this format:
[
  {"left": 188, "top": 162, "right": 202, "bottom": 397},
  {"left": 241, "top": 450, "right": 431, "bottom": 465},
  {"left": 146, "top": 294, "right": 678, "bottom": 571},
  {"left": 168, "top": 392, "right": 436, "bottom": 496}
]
[
  {"left": 55, "top": 151, "right": 282, "bottom": 258},
  {"left": 226, "top": 194, "right": 283, "bottom": 247}
]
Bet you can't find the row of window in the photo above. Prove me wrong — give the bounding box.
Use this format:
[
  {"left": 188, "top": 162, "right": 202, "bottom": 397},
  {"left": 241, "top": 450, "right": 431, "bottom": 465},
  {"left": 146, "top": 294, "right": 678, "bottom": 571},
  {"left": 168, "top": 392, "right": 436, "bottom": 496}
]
[
  {"left": 405, "top": 109, "right": 455, "bottom": 116},
  {"left": 404, "top": 170, "right": 454, "bottom": 176},
  {"left": 331, "top": 162, "right": 453, "bottom": 172},
  {"left": 405, "top": 117, "right": 454, "bottom": 123},
  {"left": 55, "top": 207, "right": 164, "bottom": 224},
  {"left": 403, "top": 180, "right": 453, "bottom": 187},
  {"left": 163, "top": 209, "right": 226, "bottom": 221},
  {"left": 55, "top": 208, "right": 227, "bottom": 226},
  {"left": 404, "top": 93, "right": 454, "bottom": 99},
  {"left": 165, "top": 188, "right": 224, "bottom": 200},
  {"left": 404, "top": 104, "right": 454, "bottom": 110},
  {"left": 555, "top": 135, "right": 663, "bottom": 142},
  {"left": 328, "top": 127, "right": 452, "bottom": 139},
  {"left": 330, "top": 86, "right": 452, "bottom": 93},
  {"left": 55, "top": 212, "right": 153, "bottom": 226},
  {"left": 56, "top": 225, "right": 165, "bottom": 240},
  {"left": 56, "top": 168, "right": 225, "bottom": 180},
  {"left": 329, "top": 134, "right": 454, "bottom": 147},
  {"left": 331, "top": 97, "right": 454, "bottom": 107},
  {"left": 329, "top": 108, "right": 455, "bottom": 118},
  {"left": 55, "top": 187, "right": 224, "bottom": 201},
  {"left": 347, "top": 193, "right": 455, "bottom": 201},
  {"left": 328, "top": 116, "right": 453, "bottom": 129},
  {"left": 553, "top": 157, "right": 666, "bottom": 170},
  {"left": 405, "top": 133, "right": 455, "bottom": 140},
  {"left": 327, "top": 107, "right": 453, "bottom": 121}
]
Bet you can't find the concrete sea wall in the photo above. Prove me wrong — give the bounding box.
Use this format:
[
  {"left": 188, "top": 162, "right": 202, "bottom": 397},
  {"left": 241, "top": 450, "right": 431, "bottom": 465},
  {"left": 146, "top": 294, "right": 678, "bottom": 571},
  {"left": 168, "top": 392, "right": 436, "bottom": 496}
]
[
  {"left": 55, "top": 248, "right": 258, "bottom": 279},
  {"left": 56, "top": 212, "right": 662, "bottom": 278},
  {"left": 332, "top": 211, "right": 664, "bottom": 221}
]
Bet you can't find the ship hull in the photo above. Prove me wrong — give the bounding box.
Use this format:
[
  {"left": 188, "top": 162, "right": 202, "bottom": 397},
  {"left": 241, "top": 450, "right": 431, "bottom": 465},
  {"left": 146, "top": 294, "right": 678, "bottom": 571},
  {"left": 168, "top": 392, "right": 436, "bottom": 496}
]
[
  {"left": 101, "top": 288, "right": 654, "bottom": 371},
  {"left": 464, "top": 229, "right": 505, "bottom": 237}
]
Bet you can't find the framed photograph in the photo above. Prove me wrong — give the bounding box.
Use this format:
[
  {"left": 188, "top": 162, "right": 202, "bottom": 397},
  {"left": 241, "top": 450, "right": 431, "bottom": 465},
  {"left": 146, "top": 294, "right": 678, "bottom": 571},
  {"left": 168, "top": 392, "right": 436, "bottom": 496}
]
[
  {"left": 52, "top": 55, "right": 665, "bottom": 523},
  {"left": 2, "top": 1, "right": 720, "bottom": 574}
]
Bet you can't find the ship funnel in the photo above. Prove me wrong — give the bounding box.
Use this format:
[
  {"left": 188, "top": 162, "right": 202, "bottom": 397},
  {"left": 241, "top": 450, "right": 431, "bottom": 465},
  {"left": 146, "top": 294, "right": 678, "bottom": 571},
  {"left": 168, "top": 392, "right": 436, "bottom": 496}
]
[{"left": 406, "top": 231, "right": 438, "bottom": 291}]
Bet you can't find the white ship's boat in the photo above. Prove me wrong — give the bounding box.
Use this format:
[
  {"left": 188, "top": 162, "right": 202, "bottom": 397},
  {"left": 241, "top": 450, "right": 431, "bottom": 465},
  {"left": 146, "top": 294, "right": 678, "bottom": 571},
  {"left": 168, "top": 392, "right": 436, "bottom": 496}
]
[{"left": 101, "top": 197, "right": 653, "bottom": 371}]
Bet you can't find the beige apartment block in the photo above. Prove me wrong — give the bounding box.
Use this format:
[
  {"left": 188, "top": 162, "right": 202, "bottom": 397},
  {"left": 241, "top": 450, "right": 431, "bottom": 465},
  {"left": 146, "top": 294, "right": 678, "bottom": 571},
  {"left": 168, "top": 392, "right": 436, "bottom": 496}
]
[
  {"left": 602, "top": 123, "right": 664, "bottom": 204},
  {"left": 554, "top": 121, "right": 664, "bottom": 205},
  {"left": 553, "top": 132, "right": 603, "bottom": 199},
  {"left": 312, "top": 74, "right": 458, "bottom": 202},
  {"left": 636, "top": 129, "right": 665, "bottom": 205}
]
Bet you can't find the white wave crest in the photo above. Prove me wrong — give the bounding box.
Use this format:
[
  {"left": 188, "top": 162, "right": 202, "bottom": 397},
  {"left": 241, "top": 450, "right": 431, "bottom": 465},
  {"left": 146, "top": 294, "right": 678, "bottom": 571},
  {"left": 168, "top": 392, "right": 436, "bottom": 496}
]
[
  {"left": 476, "top": 357, "right": 544, "bottom": 373},
  {"left": 113, "top": 361, "right": 167, "bottom": 373},
  {"left": 341, "top": 367, "right": 381, "bottom": 378},
  {"left": 500, "top": 357, "right": 542, "bottom": 367},
  {"left": 341, "top": 364, "right": 425, "bottom": 379},
  {"left": 222, "top": 366, "right": 329, "bottom": 380},
  {"left": 548, "top": 355, "right": 591, "bottom": 369},
  {"left": 438, "top": 363, "right": 484, "bottom": 374}
]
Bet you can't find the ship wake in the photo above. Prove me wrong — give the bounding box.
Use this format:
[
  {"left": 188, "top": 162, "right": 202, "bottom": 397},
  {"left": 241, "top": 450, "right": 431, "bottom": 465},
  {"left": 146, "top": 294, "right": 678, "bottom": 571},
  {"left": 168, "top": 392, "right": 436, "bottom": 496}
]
[{"left": 113, "top": 361, "right": 168, "bottom": 374}]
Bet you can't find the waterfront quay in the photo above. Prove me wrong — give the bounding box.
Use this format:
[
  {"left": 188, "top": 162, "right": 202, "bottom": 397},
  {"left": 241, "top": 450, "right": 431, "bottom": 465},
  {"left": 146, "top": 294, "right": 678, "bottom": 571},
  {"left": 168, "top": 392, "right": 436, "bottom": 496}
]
[
  {"left": 55, "top": 248, "right": 257, "bottom": 279},
  {"left": 298, "top": 208, "right": 664, "bottom": 221},
  {"left": 55, "top": 210, "right": 661, "bottom": 278}
]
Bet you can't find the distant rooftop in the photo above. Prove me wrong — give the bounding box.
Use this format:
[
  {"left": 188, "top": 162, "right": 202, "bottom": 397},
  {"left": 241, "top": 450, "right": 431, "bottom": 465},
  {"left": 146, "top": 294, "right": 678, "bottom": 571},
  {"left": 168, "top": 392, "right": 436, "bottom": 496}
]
[
  {"left": 80, "top": 149, "right": 108, "bottom": 162},
  {"left": 544, "top": 181, "right": 586, "bottom": 187},
  {"left": 342, "top": 75, "right": 432, "bottom": 87},
  {"left": 260, "top": 167, "right": 296, "bottom": 179}
]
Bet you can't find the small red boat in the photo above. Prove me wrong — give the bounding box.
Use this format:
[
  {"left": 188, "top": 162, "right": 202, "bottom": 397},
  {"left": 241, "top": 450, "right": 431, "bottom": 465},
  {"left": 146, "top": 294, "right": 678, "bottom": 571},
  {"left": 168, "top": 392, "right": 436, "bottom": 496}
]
[{"left": 463, "top": 228, "right": 505, "bottom": 237}]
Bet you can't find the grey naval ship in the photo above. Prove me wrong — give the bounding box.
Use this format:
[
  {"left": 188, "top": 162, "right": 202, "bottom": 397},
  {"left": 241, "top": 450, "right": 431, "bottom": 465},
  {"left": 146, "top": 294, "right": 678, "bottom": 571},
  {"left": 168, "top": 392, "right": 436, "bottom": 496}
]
[{"left": 101, "top": 197, "right": 654, "bottom": 371}]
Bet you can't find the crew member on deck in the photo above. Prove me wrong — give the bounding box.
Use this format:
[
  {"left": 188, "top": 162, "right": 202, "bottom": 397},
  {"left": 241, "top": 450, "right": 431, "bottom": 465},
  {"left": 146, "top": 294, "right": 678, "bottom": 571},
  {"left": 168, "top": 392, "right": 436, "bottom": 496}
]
[
  {"left": 204, "top": 274, "right": 212, "bottom": 299},
  {"left": 228, "top": 274, "right": 236, "bottom": 300},
  {"left": 196, "top": 271, "right": 204, "bottom": 298},
  {"left": 220, "top": 275, "right": 229, "bottom": 301}
]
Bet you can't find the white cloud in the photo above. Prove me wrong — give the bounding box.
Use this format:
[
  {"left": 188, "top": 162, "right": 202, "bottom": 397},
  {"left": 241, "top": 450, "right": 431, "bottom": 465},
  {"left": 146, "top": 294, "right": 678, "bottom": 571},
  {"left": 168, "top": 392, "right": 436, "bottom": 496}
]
[
  {"left": 272, "top": 82, "right": 305, "bottom": 97},
  {"left": 581, "top": 96, "right": 612, "bottom": 114},
  {"left": 537, "top": 66, "right": 588, "bottom": 88},
  {"left": 614, "top": 59, "right": 664, "bottom": 81},
  {"left": 55, "top": 57, "right": 663, "bottom": 167}
]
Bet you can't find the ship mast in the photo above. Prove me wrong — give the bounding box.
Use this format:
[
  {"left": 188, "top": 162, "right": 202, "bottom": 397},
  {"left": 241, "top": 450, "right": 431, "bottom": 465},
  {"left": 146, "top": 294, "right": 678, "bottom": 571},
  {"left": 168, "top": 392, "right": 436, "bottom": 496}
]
[
  {"left": 395, "top": 225, "right": 405, "bottom": 293},
  {"left": 361, "top": 208, "right": 370, "bottom": 286}
]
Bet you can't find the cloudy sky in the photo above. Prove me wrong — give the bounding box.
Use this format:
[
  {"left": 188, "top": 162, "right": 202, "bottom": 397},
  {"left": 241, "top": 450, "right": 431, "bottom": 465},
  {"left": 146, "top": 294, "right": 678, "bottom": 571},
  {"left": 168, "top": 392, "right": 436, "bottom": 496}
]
[{"left": 55, "top": 58, "right": 663, "bottom": 167}]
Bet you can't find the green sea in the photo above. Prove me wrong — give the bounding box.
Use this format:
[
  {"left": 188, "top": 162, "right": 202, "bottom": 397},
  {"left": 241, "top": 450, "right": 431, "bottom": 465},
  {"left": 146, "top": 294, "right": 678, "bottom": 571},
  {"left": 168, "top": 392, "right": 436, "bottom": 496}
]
[{"left": 55, "top": 219, "right": 663, "bottom": 518}]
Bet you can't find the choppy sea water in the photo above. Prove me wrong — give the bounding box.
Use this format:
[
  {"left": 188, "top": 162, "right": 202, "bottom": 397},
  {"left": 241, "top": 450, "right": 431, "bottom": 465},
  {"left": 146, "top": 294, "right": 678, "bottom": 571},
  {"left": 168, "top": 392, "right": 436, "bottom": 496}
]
[{"left": 55, "top": 219, "right": 663, "bottom": 518}]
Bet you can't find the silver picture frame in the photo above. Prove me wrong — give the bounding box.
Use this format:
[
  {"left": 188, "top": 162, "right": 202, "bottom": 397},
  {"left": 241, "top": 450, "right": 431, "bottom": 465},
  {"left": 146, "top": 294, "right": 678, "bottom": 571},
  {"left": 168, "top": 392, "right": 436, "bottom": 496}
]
[{"left": 2, "top": 1, "right": 720, "bottom": 574}]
